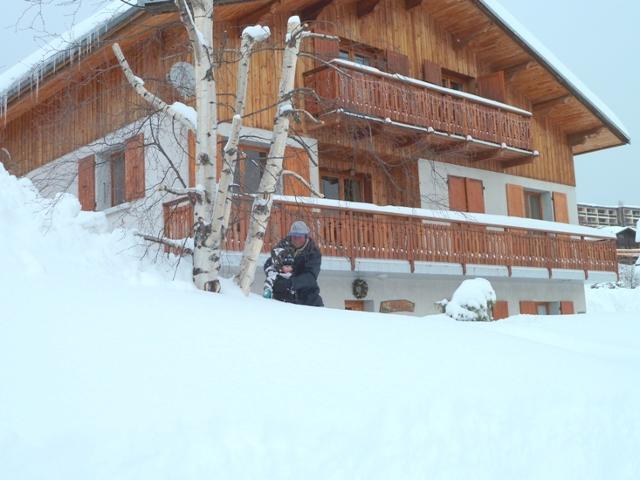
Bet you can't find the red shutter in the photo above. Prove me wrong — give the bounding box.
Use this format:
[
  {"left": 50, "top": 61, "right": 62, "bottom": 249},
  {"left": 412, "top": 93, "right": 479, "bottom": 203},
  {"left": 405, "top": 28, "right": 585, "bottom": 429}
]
[
  {"left": 478, "top": 71, "right": 507, "bottom": 103},
  {"left": 78, "top": 155, "right": 95, "bottom": 211},
  {"left": 385, "top": 50, "right": 410, "bottom": 76},
  {"left": 283, "top": 147, "right": 311, "bottom": 196},
  {"left": 422, "top": 59, "right": 442, "bottom": 85},
  {"left": 492, "top": 300, "right": 509, "bottom": 320},
  {"left": 125, "top": 134, "right": 145, "bottom": 201},
  {"left": 553, "top": 192, "right": 570, "bottom": 223},
  {"left": 506, "top": 184, "right": 525, "bottom": 217},
  {"left": 448, "top": 176, "right": 467, "bottom": 212},
  {"left": 560, "top": 301, "right": 575, "bottom": 315},
  {"left": 519, "top": 301, "right": 537, "bottom": 315},
  {"left": 188, "top": 130, "right": 196, "bottom": 188},
  {"left": 465, "top": 178, "right": 485, "bottom": 213}
]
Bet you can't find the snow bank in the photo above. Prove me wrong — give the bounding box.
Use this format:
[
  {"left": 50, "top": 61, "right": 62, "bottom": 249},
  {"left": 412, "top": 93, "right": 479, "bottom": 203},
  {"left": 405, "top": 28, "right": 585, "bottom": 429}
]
[
  {"left": 1, "top": 163, "right": 640, "bottom": 478},
  {"left": 440, "top": 278, "right": 496, "bottom": 321},
  {"left": 586, "top": 284, "right": 640, "bottom": 313}
]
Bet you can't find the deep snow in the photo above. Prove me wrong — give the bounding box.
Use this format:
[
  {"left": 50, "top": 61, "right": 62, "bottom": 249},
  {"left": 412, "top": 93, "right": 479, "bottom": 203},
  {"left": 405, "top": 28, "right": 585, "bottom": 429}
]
[{"left": 1, "top": 164, "right": 639, "bottom": 479}]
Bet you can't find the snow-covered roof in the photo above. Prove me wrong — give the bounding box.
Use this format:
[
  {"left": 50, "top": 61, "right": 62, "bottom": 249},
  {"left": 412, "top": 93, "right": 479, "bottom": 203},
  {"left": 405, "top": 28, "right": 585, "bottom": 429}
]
[
  {"left": 478, "top": 0, "right": 630, "bottom": 144},
  {"left": 0, "top": 0, "right": 138, "bottom": 110}
]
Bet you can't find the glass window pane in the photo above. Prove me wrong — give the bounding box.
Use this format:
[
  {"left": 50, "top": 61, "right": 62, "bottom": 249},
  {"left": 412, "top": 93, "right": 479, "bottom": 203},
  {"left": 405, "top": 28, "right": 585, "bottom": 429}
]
[
  {"left": 344, "top": 178, "right": 361, "bottom": 202},
  {"left": 321, "top": 176, "right": 340, "bottom": 200},
  {"left": 339, "top": 50, "right": 350, "bottom": 60},
  {"left": 242, "top": 150, "right": 267, "bottom": 194},
  {"left": 354, "top": 54, "right": 369, "bottom": 66},
  {"left": 111, "top": 152, "right": 126, "bottom": 206}
]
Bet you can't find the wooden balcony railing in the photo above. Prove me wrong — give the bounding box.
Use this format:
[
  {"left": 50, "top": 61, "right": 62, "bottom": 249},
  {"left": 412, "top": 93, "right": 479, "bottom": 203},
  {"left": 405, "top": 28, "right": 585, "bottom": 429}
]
[
  {"left": 303, "top": 62, "right": 534, "bottom": 151},
  {"left": 162, "top": 198, "right": 617, "bottom": 275}
]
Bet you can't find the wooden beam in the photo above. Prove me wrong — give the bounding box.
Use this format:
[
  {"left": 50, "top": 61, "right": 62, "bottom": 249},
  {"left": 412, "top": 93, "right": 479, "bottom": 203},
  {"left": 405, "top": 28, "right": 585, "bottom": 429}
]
[
  {"left": 404, "top": 0, "right": 422, "bottom": 9},
  {"left": 532, "top": 94, "right": 571, "bottom": 116},
  {"left": 568, "top": 127, "right": 605, "bottom": 146},
  {"left": 300, "top": 0, "right": 332, "bottom": 22},
  {"left": 435, "top": 137, "right": 472, "bottom": 156},
  {"left": 357, "top": 0, "right": 382, "bottom": 18},
  {"left": 471, "top": 146, "right": 504, "bottom": 162},
  {"left": 453, "top": 22, "right": 495, "bottom": 50},
  {"left": 504, "top": 60, "right": 538, "bottom": 82}
]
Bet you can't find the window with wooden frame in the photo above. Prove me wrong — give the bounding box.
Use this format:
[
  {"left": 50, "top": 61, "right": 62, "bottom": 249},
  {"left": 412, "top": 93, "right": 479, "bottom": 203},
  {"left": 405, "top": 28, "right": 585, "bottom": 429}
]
[
  {"left": 441, "top": 69, "right": 474, "bottom": 93},
  {"left": 320, "top": 170, "right": 372, "bottom": 203},
  {"left": 524, "top": 190, "right": 544, "bottom": 220},
  {"left": 337, "top": 39, "right": 384, "bottom": 69},
  {"left": 234, "top": 145, "right": 282, "bottom": 195},
  {"left": 91, "top": 135, "right": 145, "bottom": 211}
]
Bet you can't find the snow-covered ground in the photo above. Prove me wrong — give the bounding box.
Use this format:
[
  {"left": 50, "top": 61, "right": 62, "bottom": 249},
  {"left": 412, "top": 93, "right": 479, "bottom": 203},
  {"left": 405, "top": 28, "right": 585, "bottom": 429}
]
[{"left": 1, "top": 164, "right": 639, "bottom": 479}]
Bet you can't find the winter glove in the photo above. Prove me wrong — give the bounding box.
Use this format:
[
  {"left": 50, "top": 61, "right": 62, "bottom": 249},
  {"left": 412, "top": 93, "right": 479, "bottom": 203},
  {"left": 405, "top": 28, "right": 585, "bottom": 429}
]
[{"left": 272, "top": 277, "right": 293, "bottom": 295}]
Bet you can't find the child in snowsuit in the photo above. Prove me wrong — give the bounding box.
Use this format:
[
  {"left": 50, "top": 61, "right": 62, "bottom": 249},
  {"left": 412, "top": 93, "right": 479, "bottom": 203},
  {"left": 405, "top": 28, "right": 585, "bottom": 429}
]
[{"left": 263, "top": 242, "right": 297, "bottom": 303}]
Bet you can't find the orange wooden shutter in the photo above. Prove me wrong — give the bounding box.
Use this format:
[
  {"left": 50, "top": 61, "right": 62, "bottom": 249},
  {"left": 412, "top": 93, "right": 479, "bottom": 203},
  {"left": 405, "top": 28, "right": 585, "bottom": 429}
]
[
  {"left": 188, "top": 130, "right": 196, "bottom": 187},
  {"left": 553, "top": 192, "right": 570, "bottom": 223},
  {"left": 283, "top": 147, "right": 311, "bottom": 196},
  {"left": 506, "top": 184, "right": 525, "bottom": 217},
  {"left": 519, "top": 301, "right": 537, "bottom": 315},
  {"left": 448, "top": 176, "right": 467, "bottom": 212},
  {"left": 125, "top": 134, "right": 145, "bottom": 201},
  {"left": 560, "top": 301, "right": 575, "bottom": 315},
  {"left": 78, "top": 155, "right": 95, "bottom": 211},
  {"left": 422, "top": 59, "right": 442, "bottom": 85},
  {"left": 477, "top": 71, "right": 507, "bottom": 103},
  {"left": 492, "top": 300, "right": 509, "bottom": 320},
  {"left": 385, "top": 50, "right": 410, "bottom": 75},
  {"left": 465, "top": 178, "right": 485, "bottom": 213}
]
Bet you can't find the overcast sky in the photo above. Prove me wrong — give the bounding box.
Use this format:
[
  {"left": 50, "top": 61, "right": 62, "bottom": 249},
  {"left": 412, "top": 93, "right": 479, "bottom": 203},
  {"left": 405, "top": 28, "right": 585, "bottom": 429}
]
[{"left": 1, "top": 0, "right": 638, "bottom": 206}]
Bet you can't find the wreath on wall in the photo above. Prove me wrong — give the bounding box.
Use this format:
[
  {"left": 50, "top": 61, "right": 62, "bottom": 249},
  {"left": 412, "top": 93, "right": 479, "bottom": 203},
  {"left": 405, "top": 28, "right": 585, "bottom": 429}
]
[{"left": 352, "top": 279, "right": 368, "bottom": 299}]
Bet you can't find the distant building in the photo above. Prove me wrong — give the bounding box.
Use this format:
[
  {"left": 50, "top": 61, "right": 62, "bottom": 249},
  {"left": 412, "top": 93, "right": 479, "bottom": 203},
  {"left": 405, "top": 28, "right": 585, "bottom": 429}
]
[{"left": 578, "top": 203, "right": 640, "bottom": 227}]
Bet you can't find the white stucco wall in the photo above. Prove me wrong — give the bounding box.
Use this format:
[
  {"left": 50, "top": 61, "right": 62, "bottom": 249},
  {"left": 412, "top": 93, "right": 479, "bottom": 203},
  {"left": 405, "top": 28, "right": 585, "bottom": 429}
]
[{"left": 418, "top": 159, "right": 580, "bottom": 224}]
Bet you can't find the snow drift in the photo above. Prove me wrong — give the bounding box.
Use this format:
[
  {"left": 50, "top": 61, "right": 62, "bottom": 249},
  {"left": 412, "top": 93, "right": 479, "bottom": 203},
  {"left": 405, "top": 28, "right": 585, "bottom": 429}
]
[{"left": 1, "top": 163, "right": 639, "bottom": 479}]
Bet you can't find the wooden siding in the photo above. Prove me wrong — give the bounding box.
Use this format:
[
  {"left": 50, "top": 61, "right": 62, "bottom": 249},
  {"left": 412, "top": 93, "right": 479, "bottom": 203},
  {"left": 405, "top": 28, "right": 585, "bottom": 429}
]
[{"left": 1, "top": 0, "right": 604, "bottom": 193}]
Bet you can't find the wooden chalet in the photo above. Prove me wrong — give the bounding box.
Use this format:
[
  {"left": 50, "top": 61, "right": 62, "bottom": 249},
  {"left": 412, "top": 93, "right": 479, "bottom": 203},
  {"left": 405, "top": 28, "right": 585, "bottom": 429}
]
[{"left": 0, "top": 0, "right": 629, "bottom": 315}]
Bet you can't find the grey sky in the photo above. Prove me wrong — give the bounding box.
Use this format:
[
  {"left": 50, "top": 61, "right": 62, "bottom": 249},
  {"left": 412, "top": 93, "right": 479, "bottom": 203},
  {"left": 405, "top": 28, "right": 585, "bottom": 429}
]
[{"left": 1, "top": 0, "right": 637, "bottom": 205}]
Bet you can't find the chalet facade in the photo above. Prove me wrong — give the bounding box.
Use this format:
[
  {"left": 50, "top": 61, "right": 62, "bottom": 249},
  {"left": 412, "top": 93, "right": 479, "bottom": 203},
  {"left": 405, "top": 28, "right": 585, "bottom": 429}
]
[{"left": 0, "top": 0, "right": 629, "bottom": 315}]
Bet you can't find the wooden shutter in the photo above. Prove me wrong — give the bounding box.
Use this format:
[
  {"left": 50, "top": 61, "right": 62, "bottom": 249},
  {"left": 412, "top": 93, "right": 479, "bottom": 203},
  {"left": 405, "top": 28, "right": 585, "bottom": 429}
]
[
  {"left": 283, "top": 147, "right": 311, "bottom": 196},
  {"left": 385, "top": 50, "right": 410, "bottom": 76},
  {"left": 519, "top": 301, "right": 537, "bottom": 315},
  {"left": 448, "top": 175, "right": 467, "bottom": 211},
  {"left": 78, "top": 155, "right": 95, "bottom": 211},
  {"left": 125, "top": 134, "right": 145, "bottom": 201},
  {"left": 477, "top": 71, "right": 507, "bottom": 103},
  {"left": 506, "top": 184, "right": 525, "bottom": 217},
  {"left": 466, "top": 178, "right": 485, "bottom": 213},
  {"left": 313, "top": 30, "right": 339, "bottom": 63},
  {"left": 492, "top": 301, "right": 509, "bottom": 320},
  {"left": 188, "top": 130, "right": 196, "bottom": 187},
  {"left": 422, "top": 59, "right": 442, "bottom": 85},
  {"left": 560, "top": 301, "right": 575, "bottom": 315},
  {"left": 553, "top": 191, "right": 569, "bottom": 223}
]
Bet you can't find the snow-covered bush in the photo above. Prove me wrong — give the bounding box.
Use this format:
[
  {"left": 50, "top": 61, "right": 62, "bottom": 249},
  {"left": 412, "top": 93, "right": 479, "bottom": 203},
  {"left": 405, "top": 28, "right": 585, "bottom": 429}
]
[{"left": 438, "top": 278, "right": 497, "bottom": 321}]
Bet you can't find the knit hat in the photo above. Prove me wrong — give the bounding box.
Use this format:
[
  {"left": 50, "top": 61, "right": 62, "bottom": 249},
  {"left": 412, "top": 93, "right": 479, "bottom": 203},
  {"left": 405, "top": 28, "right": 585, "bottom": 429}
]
[{"left": 288, "top": 220, "right": 310, "bottom": 237}]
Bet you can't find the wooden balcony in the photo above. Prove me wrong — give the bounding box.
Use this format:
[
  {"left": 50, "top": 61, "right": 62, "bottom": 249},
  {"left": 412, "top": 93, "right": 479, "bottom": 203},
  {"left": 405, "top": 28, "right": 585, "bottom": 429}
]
[
  {"left": 303, "top": 60, "right": 537, "bottom": 166},
  {"left": 163, "top": 198, "right": 617, "bottom": 276}
]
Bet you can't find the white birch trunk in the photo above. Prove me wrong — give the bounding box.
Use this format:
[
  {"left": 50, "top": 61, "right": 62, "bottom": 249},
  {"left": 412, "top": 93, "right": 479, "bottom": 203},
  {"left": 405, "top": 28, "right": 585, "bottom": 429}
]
[
  {"left": 236, "top": 16, "right": 304, "bottom": 294},
  {"left": 204, "top": 26, "right": 270, "bottom": 292},
  {"left": 182, "top": 0, "right": 219, "bottom": 291}
]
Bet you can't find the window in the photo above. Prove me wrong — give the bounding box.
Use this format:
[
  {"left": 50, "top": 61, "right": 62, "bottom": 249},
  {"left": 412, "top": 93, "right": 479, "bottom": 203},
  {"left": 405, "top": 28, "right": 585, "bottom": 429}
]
[
  {"left": 448, "top": 176, "right": 485, "bottom": 213},
  {"left": 96, "top": 148, "right": 126, "bottom": 210},
  {"left": 320, "top": 171, "right": 371, "bottom": 203},
  {"left": 525, "top": 190, "right": 543, "bottom": 220},
  {"left": 441, "top": 69, "right": 473, "bottom": 93},
  {"left": 235, "top": 146, "right": 281, "bottom": 195},
  {"left": 336, "top": 39, "right": 383, "bottom": 69}
]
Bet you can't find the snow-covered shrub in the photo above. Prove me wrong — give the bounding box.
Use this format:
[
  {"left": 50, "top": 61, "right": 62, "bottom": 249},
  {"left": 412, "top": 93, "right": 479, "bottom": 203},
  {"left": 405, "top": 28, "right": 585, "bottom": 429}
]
[{"left": 438, "top": 278, "right": 497, "bottom": 321}]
